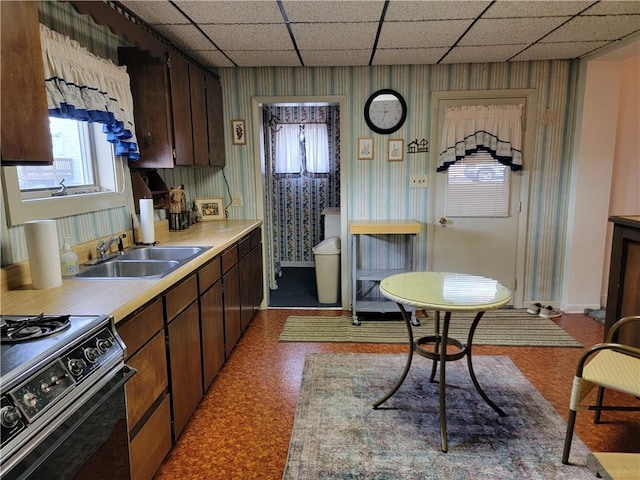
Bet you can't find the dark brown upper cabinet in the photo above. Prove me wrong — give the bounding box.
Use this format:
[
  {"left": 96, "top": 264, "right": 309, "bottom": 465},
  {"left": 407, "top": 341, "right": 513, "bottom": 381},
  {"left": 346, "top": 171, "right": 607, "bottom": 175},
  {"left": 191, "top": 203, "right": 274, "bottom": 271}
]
[
  {"left": 1, "top": 1, "right": 54, "bottom": 165},
  {"left": 119, "top": 47, "right": 174, "bottom": 169},
  {"left": 206, "top": 74, "right": 226, "bottom": 168},
  {"left": 189, "top": 64, "right": 209, "bottom": 167},
  {"left": 168, "top": 52, "right": 194, "bottom": 166}
]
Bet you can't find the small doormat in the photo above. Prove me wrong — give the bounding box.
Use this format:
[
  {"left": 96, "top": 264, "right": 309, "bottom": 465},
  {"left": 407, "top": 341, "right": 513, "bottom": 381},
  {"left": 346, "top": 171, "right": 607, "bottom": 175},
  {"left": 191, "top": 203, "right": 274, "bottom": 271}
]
[{"left": 279, "top": 310, "right": 583, "bottom": 347}]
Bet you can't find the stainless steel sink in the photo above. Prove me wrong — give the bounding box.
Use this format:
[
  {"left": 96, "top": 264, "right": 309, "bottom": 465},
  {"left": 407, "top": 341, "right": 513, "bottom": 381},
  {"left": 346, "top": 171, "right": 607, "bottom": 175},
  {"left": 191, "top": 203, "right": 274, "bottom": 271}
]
[
  {"left": 76, "top": 245, "right": 211, "bottom": 279},
  {"left": 119, "top": 246, "right": 208, "bottom": 262},
  {"left": 76, "top": 260, "right": 180, "bottom": 278}
]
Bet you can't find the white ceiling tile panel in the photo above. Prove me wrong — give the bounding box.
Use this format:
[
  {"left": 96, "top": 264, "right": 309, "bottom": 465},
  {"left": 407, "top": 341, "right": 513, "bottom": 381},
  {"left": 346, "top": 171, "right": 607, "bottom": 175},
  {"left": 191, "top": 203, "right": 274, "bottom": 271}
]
[
  {"left": 200, "top": 24, "right": 292, "bottom": 50},
  {"left": 301, "top": 49, "right": 370, "bottom": 66},
  {"left": 484, "top": 1, "right": 592, "bottom": 18},
  {"left": 542, "top": 16, "right": 640, "bottom": 43},
  {"left": 372, "top": 48, "right": 447, "bottom": 65},
  {"left": 121, "top": 1, "right": 189, "bottom": 24},
  {"left": 152, "top": 24, "right": 213, "bottom": 51},
  {"left": 175, "top": 1, "right": 285, "bottom": 24},
  {"left": 584, "top": 1, "right": 640, "bottom": 16},
  {"left": 385, "top": 1, "right": 491, "bottom": 21},
  {"left": 186, "top": 49, "right": 235, "bottom": 68},
  {"left": 511, "top": 41, "right": 611, "bottom": 61},
  {"left": 378, "top": 20, "right": 472, "bottom": 48},
  {"left": 461, "top": 17, "right": 569, "bottom": 45},
  {"left": 291, "top": 23, "right": 378, "bottom": 50},
  {"left": 442, "top": 44, "right": 528, "bottom": 63},
  {"left": 282, "top": 1, "right": 384, "bottom": 22},
  {"left": 224, "top": 50, "right": 301, "bottom": 67}
]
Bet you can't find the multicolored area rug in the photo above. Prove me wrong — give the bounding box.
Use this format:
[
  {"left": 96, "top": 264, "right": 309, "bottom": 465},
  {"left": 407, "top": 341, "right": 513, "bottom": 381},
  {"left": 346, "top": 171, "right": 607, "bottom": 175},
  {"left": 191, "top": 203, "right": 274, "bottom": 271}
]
[
  {"left": 283, "top": 354, "right": 595, "bottom": 480},
  {"left": 279, "top": 310, "right": 583, "bottom": 347}
]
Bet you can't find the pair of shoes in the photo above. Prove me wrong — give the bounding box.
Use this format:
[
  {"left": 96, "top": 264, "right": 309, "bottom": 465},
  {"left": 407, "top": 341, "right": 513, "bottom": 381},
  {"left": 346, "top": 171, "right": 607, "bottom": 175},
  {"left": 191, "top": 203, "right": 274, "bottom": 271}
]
[
  {"left": 527, "top": 302, "right": 543, "bottom": 315},
  {"left": 539, "top": 305, "right": 562, "bottom": 319}
]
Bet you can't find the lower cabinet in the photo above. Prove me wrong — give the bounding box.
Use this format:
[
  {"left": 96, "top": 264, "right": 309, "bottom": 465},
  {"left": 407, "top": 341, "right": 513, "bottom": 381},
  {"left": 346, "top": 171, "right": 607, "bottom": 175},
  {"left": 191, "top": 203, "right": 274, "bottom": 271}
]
[
  {"left": 199, "top": 256, "right": 224, "bottom": 391},
  {"left": 222, "top": 245, "right": 241, "bottom": 356}
]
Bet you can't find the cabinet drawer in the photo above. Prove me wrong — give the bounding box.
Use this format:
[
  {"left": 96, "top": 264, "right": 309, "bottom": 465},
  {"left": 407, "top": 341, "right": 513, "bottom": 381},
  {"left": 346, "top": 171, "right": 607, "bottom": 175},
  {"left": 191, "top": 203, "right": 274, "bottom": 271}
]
[
  {"left": 125, "top": 331, "right": 168, "bottom": 430},
  {"left": 129, "top": 395, "right": 172, "bottom": 480},
  {"left": 221, "top": 245, "right": 238, "bottom": 274},
  {"left": 198, "top": 256, "right": 221, "bottom": 294},
  {"left": 250, "top": 228, "right": 261, "bottom": 248},
  {"left": 117, "top": 298, "right": 163, "bottom": 358},
  {"left": 165, "top": 273, "right": 198, "bottom": 322},
  {"left": 238, "top": 235, "right": 251, "bottom": 259}
]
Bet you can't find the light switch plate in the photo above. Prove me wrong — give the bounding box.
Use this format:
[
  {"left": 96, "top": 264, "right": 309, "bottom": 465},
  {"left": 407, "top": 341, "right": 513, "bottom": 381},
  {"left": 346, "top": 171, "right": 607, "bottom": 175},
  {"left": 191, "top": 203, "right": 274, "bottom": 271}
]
[
  {"left": 231, "top": 195, "right": 243, "bottom": 207},
  {"left": 410, "top": 174, "right": 428, "bottom": 188}
]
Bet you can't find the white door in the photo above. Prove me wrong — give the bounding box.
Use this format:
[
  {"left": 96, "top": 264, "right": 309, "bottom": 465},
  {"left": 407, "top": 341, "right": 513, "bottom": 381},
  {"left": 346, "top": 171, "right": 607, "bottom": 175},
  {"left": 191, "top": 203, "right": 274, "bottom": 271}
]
[{"left": 431, "top": 97, "right": 526, "bottom": 300}]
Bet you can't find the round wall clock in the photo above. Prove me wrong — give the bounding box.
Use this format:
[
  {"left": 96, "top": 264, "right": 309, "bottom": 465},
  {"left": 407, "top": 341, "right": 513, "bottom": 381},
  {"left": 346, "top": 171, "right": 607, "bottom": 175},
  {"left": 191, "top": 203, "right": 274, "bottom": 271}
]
[{"left": 364, "top": 89, "right": 407, "bottom": 135}]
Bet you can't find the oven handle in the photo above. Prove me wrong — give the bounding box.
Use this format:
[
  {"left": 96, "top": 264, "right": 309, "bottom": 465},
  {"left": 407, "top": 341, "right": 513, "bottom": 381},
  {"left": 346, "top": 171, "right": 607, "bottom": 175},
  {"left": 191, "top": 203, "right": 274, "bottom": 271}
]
[{"left": 1, "top": 364, "right": 136, "bottom": 479}]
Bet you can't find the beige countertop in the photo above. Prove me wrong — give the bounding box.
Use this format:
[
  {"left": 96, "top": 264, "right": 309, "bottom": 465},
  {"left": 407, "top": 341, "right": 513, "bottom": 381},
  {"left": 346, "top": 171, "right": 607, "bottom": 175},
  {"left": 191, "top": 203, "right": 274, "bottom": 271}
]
[
  {"left": 0, "top": 219, "right": 261, "bottom": 323},
  {"left": 349, "top": 220, "right": 422, "bottom": 235}
]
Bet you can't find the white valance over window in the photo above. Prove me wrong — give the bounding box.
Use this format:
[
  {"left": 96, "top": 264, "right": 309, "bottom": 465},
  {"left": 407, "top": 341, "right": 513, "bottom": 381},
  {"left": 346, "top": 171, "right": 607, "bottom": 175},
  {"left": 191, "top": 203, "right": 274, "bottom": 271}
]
[
  {"left": 40, "top": 24, "right": 139, "bottom": 160},
  {"left": 438, "top": 104, "right": 523, "bottom": 172}
]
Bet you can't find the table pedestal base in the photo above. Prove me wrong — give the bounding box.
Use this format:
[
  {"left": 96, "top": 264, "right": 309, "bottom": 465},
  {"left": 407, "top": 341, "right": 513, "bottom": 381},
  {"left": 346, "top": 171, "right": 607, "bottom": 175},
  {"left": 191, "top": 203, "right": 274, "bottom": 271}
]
[{"left": 373, "top": 305, "right": 507, "bottom": 452}]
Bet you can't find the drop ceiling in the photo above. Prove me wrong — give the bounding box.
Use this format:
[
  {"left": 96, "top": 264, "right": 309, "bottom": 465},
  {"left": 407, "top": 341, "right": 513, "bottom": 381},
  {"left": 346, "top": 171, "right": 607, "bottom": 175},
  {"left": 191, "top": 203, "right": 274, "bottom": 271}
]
[{"left": 116, "top": 0, "right": 640, "bottom": 68}]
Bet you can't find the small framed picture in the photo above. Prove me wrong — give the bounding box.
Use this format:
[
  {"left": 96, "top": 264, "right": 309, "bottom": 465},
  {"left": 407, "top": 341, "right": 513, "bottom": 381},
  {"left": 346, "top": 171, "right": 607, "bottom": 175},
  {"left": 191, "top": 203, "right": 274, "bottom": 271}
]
[
  {"left": 358, "top": 137, "right": 374, "bottom": 160},
  {"left": 231, "top": 119, "right": 246, "bottom": 145},
  {"left": 195, "top": 197, "right": 225, "bottom": 221},
  {"left": 388, "top": 139, "right": 404, "bottom": 162}
]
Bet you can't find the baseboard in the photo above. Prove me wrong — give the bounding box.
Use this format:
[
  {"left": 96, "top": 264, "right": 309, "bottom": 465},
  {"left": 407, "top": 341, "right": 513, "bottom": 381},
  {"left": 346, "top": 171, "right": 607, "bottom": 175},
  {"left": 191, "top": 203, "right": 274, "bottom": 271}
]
[
  {"left": 281, "top": 261, "right": 315, "bottom": 268},
  {"left": 561, "top": 303, "right": 603, "bottom": 314}
]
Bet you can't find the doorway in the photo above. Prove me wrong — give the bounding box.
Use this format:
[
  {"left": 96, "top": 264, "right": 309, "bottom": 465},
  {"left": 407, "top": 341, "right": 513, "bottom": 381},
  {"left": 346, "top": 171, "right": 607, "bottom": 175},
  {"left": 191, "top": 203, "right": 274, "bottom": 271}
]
[
  {"left": 256, "top": 101, "right": 342, "bottom": 308},
  {"left": 428, "top": 90, "right": 537, "bottom": 308}
]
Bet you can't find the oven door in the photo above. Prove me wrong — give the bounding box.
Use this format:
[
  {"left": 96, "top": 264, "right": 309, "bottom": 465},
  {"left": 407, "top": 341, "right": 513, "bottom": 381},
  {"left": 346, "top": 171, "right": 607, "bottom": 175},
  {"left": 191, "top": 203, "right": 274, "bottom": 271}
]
[{"left": 3, "top": 365, "right": 135, "bottom": 480}]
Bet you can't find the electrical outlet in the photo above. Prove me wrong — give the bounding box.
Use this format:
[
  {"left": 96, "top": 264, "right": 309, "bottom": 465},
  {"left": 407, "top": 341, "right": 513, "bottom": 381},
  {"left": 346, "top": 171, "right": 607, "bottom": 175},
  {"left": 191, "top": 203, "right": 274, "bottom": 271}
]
[
  {"left": 231, "top": 195, "right": 243, "bottom": 207},
  {"left": 410, "top": 174, "right": 428, "bottom": 188}
]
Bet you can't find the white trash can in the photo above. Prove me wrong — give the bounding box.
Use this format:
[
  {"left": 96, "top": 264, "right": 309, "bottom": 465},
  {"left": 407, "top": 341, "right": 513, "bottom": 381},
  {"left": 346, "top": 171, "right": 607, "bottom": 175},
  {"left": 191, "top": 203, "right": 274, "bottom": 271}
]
[{"left": 313, "top": 235, "right": 341, "bottom": 304}]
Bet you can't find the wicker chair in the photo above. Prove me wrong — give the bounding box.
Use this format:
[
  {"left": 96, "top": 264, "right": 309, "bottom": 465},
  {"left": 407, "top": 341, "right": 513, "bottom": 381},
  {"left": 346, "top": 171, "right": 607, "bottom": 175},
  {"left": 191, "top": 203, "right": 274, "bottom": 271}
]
[{"left": 562, "top": 315, "right": 640, "bottom": 465}]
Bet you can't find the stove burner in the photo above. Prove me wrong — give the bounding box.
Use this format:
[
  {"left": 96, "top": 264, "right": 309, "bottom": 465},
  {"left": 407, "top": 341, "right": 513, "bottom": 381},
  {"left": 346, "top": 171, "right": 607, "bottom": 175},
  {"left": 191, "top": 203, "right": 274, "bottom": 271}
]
[{"left": 0, "top": 314, "right": 71, "bottom": 343}]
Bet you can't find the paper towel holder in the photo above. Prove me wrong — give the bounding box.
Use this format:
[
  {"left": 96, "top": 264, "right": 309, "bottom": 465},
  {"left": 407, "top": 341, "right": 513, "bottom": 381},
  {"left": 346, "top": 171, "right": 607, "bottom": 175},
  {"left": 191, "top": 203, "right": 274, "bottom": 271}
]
[{"left": 131, "top": 214, "right": 158, "bottom": 246}]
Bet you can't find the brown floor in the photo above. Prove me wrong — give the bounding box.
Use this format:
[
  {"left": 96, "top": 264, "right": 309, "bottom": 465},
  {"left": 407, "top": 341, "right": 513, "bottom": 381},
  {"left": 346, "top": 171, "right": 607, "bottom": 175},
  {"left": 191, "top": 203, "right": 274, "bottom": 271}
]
[{"left": 155, "top": 310, "right": 640, "bottom": 479}]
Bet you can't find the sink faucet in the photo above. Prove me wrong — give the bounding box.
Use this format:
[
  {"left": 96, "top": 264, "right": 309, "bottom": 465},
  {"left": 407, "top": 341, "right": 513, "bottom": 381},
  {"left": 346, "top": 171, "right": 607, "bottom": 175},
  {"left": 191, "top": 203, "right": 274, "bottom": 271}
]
[{"left": 96, "top": 233, "right": 127, "bottom": 260}]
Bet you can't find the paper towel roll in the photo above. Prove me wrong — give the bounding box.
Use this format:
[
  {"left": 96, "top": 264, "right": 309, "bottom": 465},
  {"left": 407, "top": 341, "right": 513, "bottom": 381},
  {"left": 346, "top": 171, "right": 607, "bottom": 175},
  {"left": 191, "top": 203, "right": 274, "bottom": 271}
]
[
  {"left": 140, "top": 198, "right": 155, "bottom": 244},
  {"left": 24, "top": 220, "right": 62, "bottom": 289}
]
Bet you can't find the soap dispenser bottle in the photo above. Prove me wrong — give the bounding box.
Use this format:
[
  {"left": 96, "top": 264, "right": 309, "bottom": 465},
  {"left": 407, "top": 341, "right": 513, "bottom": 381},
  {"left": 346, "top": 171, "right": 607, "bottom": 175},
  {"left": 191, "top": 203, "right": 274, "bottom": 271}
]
[{"left": 60, "top": 237, "right": 79, "bottom": 276}]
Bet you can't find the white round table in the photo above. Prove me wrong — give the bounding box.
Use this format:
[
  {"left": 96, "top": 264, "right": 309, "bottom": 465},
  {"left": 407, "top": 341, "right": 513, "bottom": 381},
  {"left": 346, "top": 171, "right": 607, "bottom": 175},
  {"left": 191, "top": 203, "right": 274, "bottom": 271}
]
[{"left": 377, "top": 271, "right": 512, "bottom": 452}]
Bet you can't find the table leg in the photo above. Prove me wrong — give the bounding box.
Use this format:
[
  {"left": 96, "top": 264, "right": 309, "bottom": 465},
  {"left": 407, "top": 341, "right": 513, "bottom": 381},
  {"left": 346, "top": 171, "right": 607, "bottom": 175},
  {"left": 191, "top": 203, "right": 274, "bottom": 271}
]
[
  {"left": 439, "top": 311, "right": 451, "bottom": 452},
  {"left": 429, "top": 310, "right": 441, "bottom": 383},
  {"left": 466, "top": 311, "right": 507, "bottom": 417},
  {"left": 373, "top": 303, "right": 414, "bottom": 408}
]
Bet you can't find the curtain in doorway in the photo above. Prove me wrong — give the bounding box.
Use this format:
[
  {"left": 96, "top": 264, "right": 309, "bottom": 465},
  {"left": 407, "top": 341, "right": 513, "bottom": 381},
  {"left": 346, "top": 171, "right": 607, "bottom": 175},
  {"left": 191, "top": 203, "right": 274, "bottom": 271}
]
[{"left": 438, "top": 104, "right": 523, "bottom": 172}]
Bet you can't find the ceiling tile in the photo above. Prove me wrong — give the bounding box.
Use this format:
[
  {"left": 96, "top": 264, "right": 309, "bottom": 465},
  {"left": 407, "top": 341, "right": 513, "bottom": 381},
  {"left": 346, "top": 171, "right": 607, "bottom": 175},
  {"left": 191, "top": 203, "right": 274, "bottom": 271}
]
[
  {"left": 301, "top": 49, "right": 370, "bottom": 66},
  {"left": 460, "top": 17, "right": 569, "bottom": 45},
  {"left": 152, "top": 24, "right": 213, "bottom": 51},
  {"left": 483, "top": 0, "right": 592, "bottom": 18},
  {"left": 282, "top": 1, "right": 384, "bottom": 22},
  {"left": 543, "top": 15, "right": 640, "bottom": 43},
  {"left": 385, "top": 1, "right": 491, "bottom": 21},
  {"left": 511, "top": 41, "right": 611, "bottom": 61},
  {"left": 291, "top": 23, "right": 378, "bottom": 50},
  {"left": 378, "top": 20, "right": 472, "bottom": 48},
  {"left": 584, "top": 1, "right": 640, "bottom": 15},
  {"left": 185, "top": 49, "right": 235, "bottom": 68},
  {"left": 224, "top": 50, "right": 301, "bottom": 67},
  {"left": 175, "top": 1, "right": 284, "bottom": 23},
  {"left": 200, "top": 24, "right": 292, "bottom": 51},
  {"left": 121, "top": 1, "right": 188, "bottom": 24},
  {"left": 442, "top": 44, "right": 528, "bottom": 63},
  {"left": 372, "top": 48, "right": 447, "bottom": 65}
]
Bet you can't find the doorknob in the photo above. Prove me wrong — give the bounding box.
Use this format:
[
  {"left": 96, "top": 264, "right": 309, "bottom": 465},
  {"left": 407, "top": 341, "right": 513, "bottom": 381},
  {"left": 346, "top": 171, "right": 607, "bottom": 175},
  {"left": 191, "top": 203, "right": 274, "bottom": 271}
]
[{"left": 438, "top": 216, "right": 448, "bottom": 225}]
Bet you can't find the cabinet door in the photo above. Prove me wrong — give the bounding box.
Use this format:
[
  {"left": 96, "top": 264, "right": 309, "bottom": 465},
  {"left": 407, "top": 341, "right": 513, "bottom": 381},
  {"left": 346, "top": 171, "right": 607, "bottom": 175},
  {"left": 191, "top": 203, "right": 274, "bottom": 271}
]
[
  {"left": 119, "top": 48, "right": 173, "bottom": 168},
  {"left": 223, "top": 264, "right": 241, "bottom": 356},
  {"left": 251, "top": 242, "right": 264, "bottom": 311},
  {"left": 239, "top": 249, "right": 253, "bottom": 332},
  {"left": 200, "top": 280, "right": 224, "bottom": 390},
  {"left": 167, "top": 302, "right": 203, "bottom": 439},
  {"left": 205, "top": 74, "right": 226, "bottom": 167},
  {"left": 1, "top": 1, "right": 53, "bottom": 165},
  {"left": 189, "top": 65, "right": 209, "bottom": 166},
  {"left": 169, "top": 51, "right": 193, "bottom": 166}
]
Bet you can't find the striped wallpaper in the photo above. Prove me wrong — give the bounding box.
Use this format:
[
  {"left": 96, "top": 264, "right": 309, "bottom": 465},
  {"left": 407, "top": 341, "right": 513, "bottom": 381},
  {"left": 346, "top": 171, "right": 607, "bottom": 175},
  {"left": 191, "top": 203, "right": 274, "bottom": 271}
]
[{"left": 2, "top": 1, "right": 579, "bottom": 304}]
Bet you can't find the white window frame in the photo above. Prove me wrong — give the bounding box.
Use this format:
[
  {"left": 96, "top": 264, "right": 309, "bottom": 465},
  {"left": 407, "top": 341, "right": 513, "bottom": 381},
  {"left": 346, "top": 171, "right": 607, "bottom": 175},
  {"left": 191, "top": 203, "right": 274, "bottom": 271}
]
[{"left": 2, "top": 123, "right": 128, "bottom": 227}]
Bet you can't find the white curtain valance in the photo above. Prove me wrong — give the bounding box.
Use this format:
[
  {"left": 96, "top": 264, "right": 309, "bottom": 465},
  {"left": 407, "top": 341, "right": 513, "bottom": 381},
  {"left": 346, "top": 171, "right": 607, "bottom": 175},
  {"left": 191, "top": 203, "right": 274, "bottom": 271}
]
[
  {"left": 39, "top": 24, "right": 139, "bottom": 160},
  {"left": 438, "top": 104, "right": 523, "bottom": 172}
]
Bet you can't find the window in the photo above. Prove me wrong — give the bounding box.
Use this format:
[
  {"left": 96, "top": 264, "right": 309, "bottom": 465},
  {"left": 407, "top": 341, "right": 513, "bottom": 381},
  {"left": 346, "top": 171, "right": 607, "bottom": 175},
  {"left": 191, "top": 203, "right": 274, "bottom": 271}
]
[
  {"left": 275, "top": 124, "right": 330, "bottom": 174},
  {"left": 2, "top": 119, "right": 127, "bottom": 227}
]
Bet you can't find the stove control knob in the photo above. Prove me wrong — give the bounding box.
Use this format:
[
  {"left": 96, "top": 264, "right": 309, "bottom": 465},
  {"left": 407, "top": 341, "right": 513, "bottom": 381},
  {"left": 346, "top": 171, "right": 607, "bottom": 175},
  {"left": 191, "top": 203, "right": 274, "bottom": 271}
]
[
  {"left": 84, "top": 347, "right": 99, "bottom": 364},
  {"left": 68, "top": 358, "right": 86, "bottom": 376},
  {"left": 22, "top": 392, "right": 37, "bottom": 409},
  {"left": 96, "top": 338, "right": 112, "bottom": 354},
  {"left": 0, "top": 406, "right": 21, "bottom": 428}
]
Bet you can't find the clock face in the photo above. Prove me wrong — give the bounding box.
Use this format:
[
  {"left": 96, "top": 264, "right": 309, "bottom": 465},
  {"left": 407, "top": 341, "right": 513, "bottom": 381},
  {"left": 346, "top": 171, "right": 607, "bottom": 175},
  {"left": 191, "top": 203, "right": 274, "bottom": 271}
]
[{"left": 364, "top": 89, "right": 407, "bottom": 134}]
